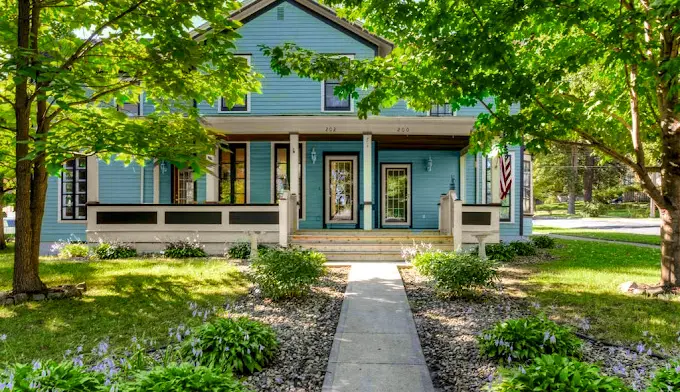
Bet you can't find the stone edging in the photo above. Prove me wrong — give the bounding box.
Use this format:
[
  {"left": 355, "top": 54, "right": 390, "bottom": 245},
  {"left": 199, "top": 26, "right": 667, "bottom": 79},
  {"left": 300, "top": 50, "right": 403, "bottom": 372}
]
[{"left": 0, "top": 283, "right": 87, "bottom": 306}]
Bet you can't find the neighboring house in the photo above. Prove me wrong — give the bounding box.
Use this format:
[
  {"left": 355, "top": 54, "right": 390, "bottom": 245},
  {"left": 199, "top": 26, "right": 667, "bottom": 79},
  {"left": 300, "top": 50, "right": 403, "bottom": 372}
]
[{"left": 40, "top": 0, "right": 534, "bottom": 259}]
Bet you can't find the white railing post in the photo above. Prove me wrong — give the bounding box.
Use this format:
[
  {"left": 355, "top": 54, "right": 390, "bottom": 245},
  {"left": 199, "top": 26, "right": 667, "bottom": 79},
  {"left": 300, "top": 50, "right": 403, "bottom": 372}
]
[
  {"left": 289, "top": 193, "right": 298, "bottom": 233},
  {"left": 439, "top": 194, "right": 449, "bottom": 234},
  {"left": 448, "top": 190, "right": 463, "bottom": 252},
  {"left": 279, "top": 191, "right": 290, "bottom": 247}
]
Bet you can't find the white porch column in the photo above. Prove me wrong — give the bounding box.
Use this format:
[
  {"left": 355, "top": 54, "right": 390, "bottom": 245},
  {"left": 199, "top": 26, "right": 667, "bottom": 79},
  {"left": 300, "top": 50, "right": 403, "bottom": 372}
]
[
  {"left": 452, "top": 198, "right": 464, "bottom": 251},
  {"left": 206, "top": 146, "right": 219, "bottom": 203},
  {"left": 290, "top": 134, "right": 300, "bottom": 230},
  {"left": 86, "top": 155, "right": 99, "bottom": 203},
  {"left": 362, "top": 133, "right": 373, "bottom": 230},
  {"left": 153, "top": 162, "right": 160, "bottom": 204},
  {"left": 490, "top": 157, "right": 501, "bottom": 204}
]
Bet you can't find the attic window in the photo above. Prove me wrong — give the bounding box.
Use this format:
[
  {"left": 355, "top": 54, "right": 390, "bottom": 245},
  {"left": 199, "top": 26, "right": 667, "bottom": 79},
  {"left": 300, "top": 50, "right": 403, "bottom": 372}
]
[{"left": 277, "top": 6, "right": 284, "bottom": 20}]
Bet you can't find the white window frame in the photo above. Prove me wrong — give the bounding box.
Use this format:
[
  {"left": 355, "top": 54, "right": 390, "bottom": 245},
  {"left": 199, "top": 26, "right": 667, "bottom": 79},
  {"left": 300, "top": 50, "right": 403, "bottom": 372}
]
[
  {"left": 57, "top": 157, "right": 90, "bottom": 224},
  {"left": 217, "top": 55, "right": 252, "bottom": 114},
  {"left": 481, "top": 152, "right": 516, "bottom": 224},
  {"left": 321, "top": 54, "right": 355, "bottom": 113}
]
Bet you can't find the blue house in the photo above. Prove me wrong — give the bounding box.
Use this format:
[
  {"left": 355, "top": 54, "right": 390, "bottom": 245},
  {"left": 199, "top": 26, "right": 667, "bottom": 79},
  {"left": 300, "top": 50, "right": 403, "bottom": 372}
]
[{"left": 42, "top": 0, "right": 534, "bottom": 260}]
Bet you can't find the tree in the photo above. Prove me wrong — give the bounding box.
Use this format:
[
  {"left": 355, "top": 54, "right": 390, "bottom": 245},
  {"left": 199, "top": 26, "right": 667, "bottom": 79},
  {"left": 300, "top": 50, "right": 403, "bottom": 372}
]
[
  {"left": 263, "top": 0, "right": 680, "bottom": 286},
  {"left": 1, "top": 0, "right": 259, "bottom": 294}
]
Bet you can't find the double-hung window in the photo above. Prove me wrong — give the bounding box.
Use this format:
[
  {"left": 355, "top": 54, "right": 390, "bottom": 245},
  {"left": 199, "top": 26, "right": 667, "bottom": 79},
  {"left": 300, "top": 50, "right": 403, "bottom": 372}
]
[
  {"left": 61, "top": 158, "right": 87, "bottom": 220},
  {"left": 219, "top": 55, "right": 251, "bottom": 113},
  {"left": 430, "top": 103, "right": 454, "bottom": 116},
  {"left": 220, "top": 144, "right": 247, "bottom": 204},
  {"left": 483, "top": 156, "right": 512, "bottom": 222},
  {"left": 322, "top": 54, "right": 354, "bottom": 112},
  {"left": 273, "top": 143, "right": 304, "bottom": 218}
]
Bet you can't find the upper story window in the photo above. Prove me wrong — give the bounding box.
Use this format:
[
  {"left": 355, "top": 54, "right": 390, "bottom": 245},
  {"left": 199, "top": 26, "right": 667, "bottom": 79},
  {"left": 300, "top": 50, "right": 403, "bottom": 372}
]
[
  {"left": 220, "top": 144, "right": 247, "bottom": 204},
  {"left": 218, "top": 55, "right": 251, "bottom": 113},
  {"left": 322, "top": 54, "right": 354, "bottom": 112},
  {"left": 61, "top": 158, "right": 87, "bottom": 220},
  {"left": 430, "top": 103, "right": 454, "bottom": 116},
  {"left": 117, "top": 95, "right": 143, "bottom": 117}
]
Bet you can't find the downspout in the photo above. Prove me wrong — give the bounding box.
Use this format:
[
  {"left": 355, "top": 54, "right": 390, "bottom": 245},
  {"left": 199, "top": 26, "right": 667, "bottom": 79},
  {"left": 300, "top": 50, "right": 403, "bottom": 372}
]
[{"left": 519, "top": 143, "right": 525, "bottom": 237}]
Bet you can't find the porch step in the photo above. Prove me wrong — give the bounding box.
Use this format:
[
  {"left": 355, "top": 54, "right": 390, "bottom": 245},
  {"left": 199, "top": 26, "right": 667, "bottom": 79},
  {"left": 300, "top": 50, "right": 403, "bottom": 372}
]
[{"left": 291, "top": 230, "right": 453, "bottom": 262}]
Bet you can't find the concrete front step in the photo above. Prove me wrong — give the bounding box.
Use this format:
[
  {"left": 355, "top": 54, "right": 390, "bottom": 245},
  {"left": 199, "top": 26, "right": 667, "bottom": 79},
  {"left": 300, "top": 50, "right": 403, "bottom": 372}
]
[{"left": 297, "top": 243, "right": 454, "bottom": 252}]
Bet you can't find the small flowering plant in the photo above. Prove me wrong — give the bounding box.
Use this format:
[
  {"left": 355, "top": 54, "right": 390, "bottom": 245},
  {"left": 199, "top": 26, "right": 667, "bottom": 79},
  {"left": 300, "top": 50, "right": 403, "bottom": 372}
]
[
  {"left": 180, "top": 316, "right": 278, "bottom": 374},
  {"left": 647, "top": 359, "right": 680, "bottom": 392},
  {"left": 478, "top": 315, "right": 583, "bottom": 364},
  {"left": 0, "top": 360, "right": 106, "bottom": 391}
]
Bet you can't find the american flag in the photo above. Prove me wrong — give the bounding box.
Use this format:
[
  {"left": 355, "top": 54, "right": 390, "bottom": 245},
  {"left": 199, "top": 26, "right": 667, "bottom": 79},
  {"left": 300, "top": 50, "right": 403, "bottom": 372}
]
[{"left": 500, "top": 155, "right": 512, "bottom": 200}]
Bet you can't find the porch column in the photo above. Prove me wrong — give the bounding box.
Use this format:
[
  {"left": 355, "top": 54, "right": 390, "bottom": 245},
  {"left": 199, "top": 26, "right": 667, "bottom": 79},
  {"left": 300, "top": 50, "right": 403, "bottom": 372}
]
[
  {"left": 290, "top": 133, "right": 300, "bottom": 229},
  {"left": 459, "top": 152, "right": 467, "bottom": 203},
  {"left": 206, "top": 146, "right": 219, "bottom": 203},
  {"left": 86, "top": 155, "right": 99, "bottom": 203},
  {"left": 490, "top": 157, "right": 501, "bottom": 203},
  {"left": 153, "top": 161, "right": 160, "bottom": 204},
  {"left": 363, "top": 133, "right": 373, "bottom": 230}
]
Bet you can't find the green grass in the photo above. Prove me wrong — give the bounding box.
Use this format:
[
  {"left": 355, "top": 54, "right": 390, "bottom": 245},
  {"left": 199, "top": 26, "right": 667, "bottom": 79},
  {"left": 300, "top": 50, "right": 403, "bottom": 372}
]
[
  {"left": 533, "top": 227, "right": 661, "bottom": 246},
  {"left": 516, "top": 239, "right": 679, "bottom": 349},
  {"left": 535, "top": 201, "right": 654, "bottom": 218},
  {"left": 0, "top": 244, "right": 248, "bottom": 363}
]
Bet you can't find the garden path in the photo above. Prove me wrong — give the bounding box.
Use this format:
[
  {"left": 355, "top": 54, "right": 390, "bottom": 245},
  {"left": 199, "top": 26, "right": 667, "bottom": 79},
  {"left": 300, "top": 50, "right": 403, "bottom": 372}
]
[{"left": 322, "top": 263, "right": 434, "bottom": 392}]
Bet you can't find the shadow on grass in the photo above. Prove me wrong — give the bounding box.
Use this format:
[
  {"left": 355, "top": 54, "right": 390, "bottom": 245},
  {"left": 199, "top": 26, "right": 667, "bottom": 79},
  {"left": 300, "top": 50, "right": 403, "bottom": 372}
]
[{"left": 0, "top": 266, "right": 249, "bottom": 363}]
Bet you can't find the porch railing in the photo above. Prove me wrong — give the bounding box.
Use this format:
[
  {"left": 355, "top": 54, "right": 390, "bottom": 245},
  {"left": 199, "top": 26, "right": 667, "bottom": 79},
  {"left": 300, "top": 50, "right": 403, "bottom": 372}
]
[
  {"left": 86, "top": 203, "right": 280, "bottom": 254},
  {"left": 439, "top": 190, "right": 501, "bottom": 250}
]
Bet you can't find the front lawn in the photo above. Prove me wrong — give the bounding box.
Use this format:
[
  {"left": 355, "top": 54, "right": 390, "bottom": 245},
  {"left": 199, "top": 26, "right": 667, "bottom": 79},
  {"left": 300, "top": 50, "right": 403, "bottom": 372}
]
[
  {"left": 0, "top": 245, "right": 248, "bottom": 363},
  {"left": 535, "top": 201, "right": 654, "bottom": 218},
  {"left": 515, "top": 239, "right": 679, "bottom": 349},
  {"left": 533, "top": 226, "right": 661, "bottom": 246}
]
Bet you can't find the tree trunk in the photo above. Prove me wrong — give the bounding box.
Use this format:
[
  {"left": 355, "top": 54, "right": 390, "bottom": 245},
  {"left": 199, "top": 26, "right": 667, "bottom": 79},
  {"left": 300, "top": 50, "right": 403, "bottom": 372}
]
[
  {"left": 13, "top": 0, "right": 46, "bottom": 294},
  {"left": 568, "top": 145, "right": 577, "bottom": 215},
  {"left": 0, "top": 190, "right": 6, "bottom": 250},
  {"left": 583, "top": 149, "right": 595, "bottom": 203},
  {"left": 661, "top": 207, "right": 680, "bottom": 287}
]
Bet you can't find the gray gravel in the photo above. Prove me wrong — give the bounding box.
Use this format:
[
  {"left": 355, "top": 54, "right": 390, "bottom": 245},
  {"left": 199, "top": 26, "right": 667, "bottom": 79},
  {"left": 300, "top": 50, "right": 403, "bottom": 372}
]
[
  {"left": 400, "top": 267, "right": 673, "bottom": 392},
  {"left": 230, "top": 267, "right": 349, "bottom": 392}
]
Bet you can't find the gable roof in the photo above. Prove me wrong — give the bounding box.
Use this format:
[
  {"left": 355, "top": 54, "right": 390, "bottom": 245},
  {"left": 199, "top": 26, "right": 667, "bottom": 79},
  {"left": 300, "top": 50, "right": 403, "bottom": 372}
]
[{"left": 193, "top": 0, "right": 393, "bottom": 56}]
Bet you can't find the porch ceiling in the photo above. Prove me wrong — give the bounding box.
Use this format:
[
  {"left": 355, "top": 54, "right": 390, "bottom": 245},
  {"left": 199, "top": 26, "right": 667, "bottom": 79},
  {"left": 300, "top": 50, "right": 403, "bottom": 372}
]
[{"left": 218, "top": 133, "right": 471, "bottom": 149}]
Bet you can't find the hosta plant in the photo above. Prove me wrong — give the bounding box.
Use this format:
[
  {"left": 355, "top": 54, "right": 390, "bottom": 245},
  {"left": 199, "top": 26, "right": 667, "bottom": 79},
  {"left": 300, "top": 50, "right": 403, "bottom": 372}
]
[
  {"left": 250, "top": 247, "right": 326, "bottom": 299},
  {"left": 485, "top": 242, "right": 517, "bottom": 262},
  {"left": 492, "top": 354, "right": 632, "bottom": 392},
  {"left": 121, "top": 363, "right": 250, "bottom": 392},
  {"left": 0, "top": 361, "right": 106, "bottom": 392},
  {"left": 414, "top": 251, "right": 499, "bottom": 297},
  {"left": 647, "top": 360, "right": 680, "bottom": 392},
  {"left": 164, "top": 240, "right": 207, "bottom": 258},
  {"left": 531, "top": 235, "right": 556, "bottom": 249},
  {"left": 478, "top": 315, "right": 582, "bottom": 364},
  {"left": 181, "top": 317, "right": 278, "bottom": 374},
  {"left": 508, "top": 241, "right": 538, "bottom": 257},
  {"left": 94, "top": 242, "right": 137, "bottom": 260}
]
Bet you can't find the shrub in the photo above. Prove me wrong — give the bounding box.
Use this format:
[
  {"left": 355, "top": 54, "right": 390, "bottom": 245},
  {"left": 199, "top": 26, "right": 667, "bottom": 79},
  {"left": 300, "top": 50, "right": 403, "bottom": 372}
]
[
  {"left": 164, "top": 240, "right": 207, "bottom": 258},
  {"left": 94, "top": 242, "right": 137, "bottom": 260},
  {"left": 0, "top": 361, "right": 106, "bottom": 391},
  {"left": 122, "top": 363, "right": 250, "bottom": 392},
  {"left": 181, "top": 317, "right": 278, "bottom": 374},
  {"left": 485, "top": 242, "right": 517, "bottom": 262},
  {"left": 415, "top": 251, "right": 498, "bottom": 297},
  {"left": 531, "top": 235, "right": 555, "bottom": 249},
  {"left": 509, "top": 241, "right": 538, "bottom": 257},
  {"left": 227, "top": 242, "right": 272, "bottom": 260},
  {"left": 478, "top": 315, "right": 583, "bottom": 364},
  {"left": 58, "top": 243, "right": 89, "bottom": 259},
  {"left": 250, "top": 247, "right": 327, "bottom": 299},
  {"left": 492, "top": 354, "right": 631, "bottom": 392},
  {"left": 581, "top": 202, "right": 607, "bottom": 217},
  {"left": 647, "top": 360, "right": 680, "bottom": 392}
]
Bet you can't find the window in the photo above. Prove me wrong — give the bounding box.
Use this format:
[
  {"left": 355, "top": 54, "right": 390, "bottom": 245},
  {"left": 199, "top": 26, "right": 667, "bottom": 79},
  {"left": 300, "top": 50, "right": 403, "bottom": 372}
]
[
  {"left": 523, "top": 155, "right": 533, "bottom": 215},
  {"left": 117, "top": 95, "right": 143, "bottom": 116},
  {"left": 483, "top": 156, "right": 511, "bottom": 222},
  {"left": 485, "top": 158, "right": 492, "bottom": 204},
  {"left": 273, "top": 143, "right": 304, "bottom": 218},
  {"left": 218, "top": 55, "right": 251, "bottom": 113},
  {"left": 220, "top": 144, "right": 247, "bottom": 204},
  {"left": 500, "top": 184, "right": 511, "bottom": 222},
  {"left": 61, "top": 158, "right": 87, "bottom": 220},
  {"left": 430, "top": 103, "right": 454, "bottom": 116},
  {"left": 323, "top": 79, "right": 351, "bottom": 111},
  {"left": 172, "top": 167, "right": 196, "bottom": 204}
]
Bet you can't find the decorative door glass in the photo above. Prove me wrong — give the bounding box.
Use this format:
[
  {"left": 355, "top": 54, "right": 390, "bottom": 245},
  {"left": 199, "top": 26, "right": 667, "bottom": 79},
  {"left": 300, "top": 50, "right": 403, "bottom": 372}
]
[
  {"left": 384, "top": 168, "right": 408, "bottom": 223},
  {"left": 329, "top": 160, "right": 354, "bottom": 221}
]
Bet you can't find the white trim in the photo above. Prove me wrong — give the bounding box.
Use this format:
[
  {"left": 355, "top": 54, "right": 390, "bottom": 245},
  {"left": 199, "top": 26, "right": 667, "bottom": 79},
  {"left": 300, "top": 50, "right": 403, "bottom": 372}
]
[
  {"left": 57, "top": 157, "right": 94, "bottom": 225},
  {"left": 246, "top": 141, "right": 252, "bottom": 203},
  {"left": 362, "top": 134, "right": 372, "bottom": 230},
  {"left": 321, "top": 54, "right": 355, "bottom": 113},
  {"left": 217, "top": 55, "right": 252, "bottom": 114},
  {"left": 381, "top": 163, "right": 412, "bottom": 227},
  {"left": 153, "top": 163, "right": 160, "bottom": 204},
  {"left": 459, "top": 152, "right": 467, "bottom": 202},
  {"left": 324, "top": 155, "right": 359, "bottom": 225},
  {"left": 206, "top": 146, "right": 219, "bottom": 202},
  {"left": 523, "top": 153, "right": 534, "bottom": 215},
  {"left": 269, "top": 140, "right": 307, "bottom": 220}
]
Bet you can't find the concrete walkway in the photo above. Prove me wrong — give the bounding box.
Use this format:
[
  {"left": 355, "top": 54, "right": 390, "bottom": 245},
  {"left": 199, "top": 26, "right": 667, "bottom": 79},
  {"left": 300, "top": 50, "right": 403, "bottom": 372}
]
[{"left": 322, "top": 263, "right": 434, "bottom": 392}]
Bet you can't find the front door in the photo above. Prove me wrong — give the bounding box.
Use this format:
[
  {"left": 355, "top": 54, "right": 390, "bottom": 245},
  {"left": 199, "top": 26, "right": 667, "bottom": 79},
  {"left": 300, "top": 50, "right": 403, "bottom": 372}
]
[
  {"left": 381, "top": 164, "right": 411, "bottom": 226},
  {"left": 324, "top": 155, "right": 358, "bottom": 226}
]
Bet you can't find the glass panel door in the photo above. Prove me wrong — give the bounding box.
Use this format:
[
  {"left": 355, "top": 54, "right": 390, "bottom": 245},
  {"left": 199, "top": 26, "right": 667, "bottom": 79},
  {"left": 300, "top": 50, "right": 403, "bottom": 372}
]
[
  {"left": 324, "top": 155, "right": 358, "bottom": 225},
  {"left": 382, "top": 164, "right": 411, "bottom": 226}
]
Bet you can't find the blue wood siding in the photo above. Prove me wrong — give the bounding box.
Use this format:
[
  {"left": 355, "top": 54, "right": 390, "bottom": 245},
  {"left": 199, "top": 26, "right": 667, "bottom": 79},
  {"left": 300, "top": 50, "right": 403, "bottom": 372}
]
[
  {"left": 249, "top": 142, "right": 272, "bottom": 203},
  {"left": 300, "top": 141, "right": 364, "bottom": 229},
  {"left": 197, "top": 176, "right": 206, "bottom": 203},
  {"left": 378, "top": 150, "right": 460, "bottom": 229},
  {"left": 464, "top": 153, "right": 476, "bottom": 203},
  {"left": 159, "top": 163, "right": 172, "bottom": 204},
  {"left": 100, "top": 160, "right": 142, "bottom": 204},
  {"left": 143, "top": 163, "right": 154, "bottom": 203},
  {"left": 523, "top": 216, "right": 533, "bottom": 236},
  {"left": 41, "top": 176, "right": 86, "bottom": 242}
]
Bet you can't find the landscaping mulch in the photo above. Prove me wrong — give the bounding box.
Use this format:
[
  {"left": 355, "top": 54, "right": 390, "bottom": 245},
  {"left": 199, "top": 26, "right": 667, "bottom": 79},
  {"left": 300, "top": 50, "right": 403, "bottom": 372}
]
[
  {"left": 231, "top": 267, "right": 349, "bottom": 392},
  {"left": 399, "top": 266, "right": 670, "bottom": 392}
]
